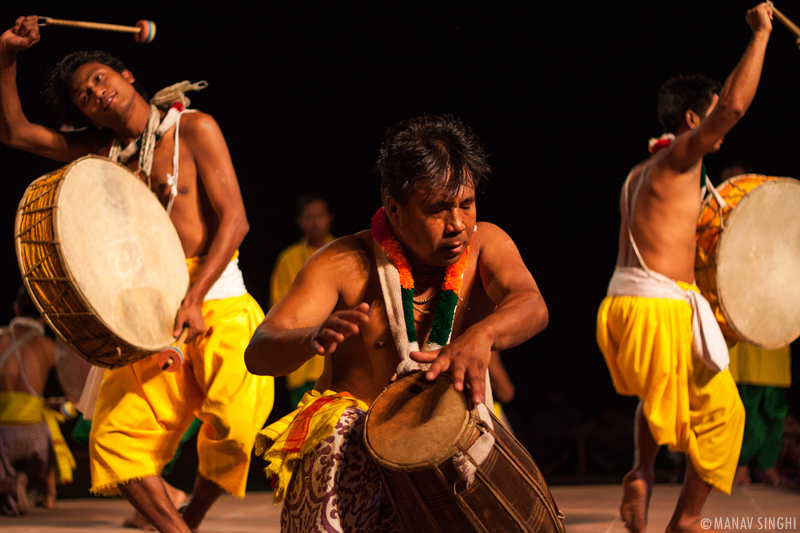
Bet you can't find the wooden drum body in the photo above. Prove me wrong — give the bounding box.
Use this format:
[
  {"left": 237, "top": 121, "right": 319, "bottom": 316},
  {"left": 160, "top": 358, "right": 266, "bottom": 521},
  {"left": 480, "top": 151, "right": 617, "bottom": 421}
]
[
  {"left": 695, "top": 174, "right": 800, "bottom": 348},
  {"left": 15, "top": 156, "right": 189, "bottom": 368},
  {"left": 364, "top": 372, "right": 565, "bottom": 533}
]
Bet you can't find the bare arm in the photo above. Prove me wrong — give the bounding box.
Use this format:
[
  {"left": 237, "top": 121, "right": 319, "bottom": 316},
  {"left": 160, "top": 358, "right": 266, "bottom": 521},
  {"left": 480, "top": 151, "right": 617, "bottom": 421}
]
[
  {"left": 0, "top": 16, "right": 103, "bottom": 161},
  {"left": 245, "top": 238, "right": 368, "bottom": 376},
  {"left": 413, "top": 223, "right": 548, "bottom": 404},
  {"left": 173, "top": 113, "right": 250, "bottom": 341},
  {"left": 664, "top": 3, "right": 772, "bottom": 173}
]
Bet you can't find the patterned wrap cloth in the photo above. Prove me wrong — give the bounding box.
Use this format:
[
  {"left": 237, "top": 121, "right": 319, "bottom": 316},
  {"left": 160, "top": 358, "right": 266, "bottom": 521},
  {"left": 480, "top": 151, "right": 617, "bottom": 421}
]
[{"left": 256, "top": 390, "right": 402, "bottom": 532}]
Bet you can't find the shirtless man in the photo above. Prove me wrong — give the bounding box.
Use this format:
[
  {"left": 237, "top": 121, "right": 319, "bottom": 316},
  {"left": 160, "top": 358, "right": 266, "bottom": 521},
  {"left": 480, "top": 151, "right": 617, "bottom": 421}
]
[
  {"left": 245, "top": 114, "right": 548, "bottom": 531},
  {"left": 596, "top": 4, "right": 772, "bottom": 533},
  {"left": 1, "top": 16, "right": 273, "bottom": 533},
  {"left": 0, "top": 287, "right": 73, "bottom": 514}
]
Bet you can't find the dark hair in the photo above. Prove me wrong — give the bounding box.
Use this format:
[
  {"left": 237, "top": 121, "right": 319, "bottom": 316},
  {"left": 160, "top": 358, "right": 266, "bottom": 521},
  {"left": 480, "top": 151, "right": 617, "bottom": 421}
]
[
  {"left": 14, "top": 286, "right": 39, "bottom": 318},
  {"left": 43, "top": 50, "right": 147, "bottom": 127},
  {"left": 375, "top": 114, "right": 490, "bottom": 206},
  {"left": 657, "top": 74, "right": 722, "bottom": 134},
  {"left": 296, "top": 193, "right": 330, "bottom": 217}
]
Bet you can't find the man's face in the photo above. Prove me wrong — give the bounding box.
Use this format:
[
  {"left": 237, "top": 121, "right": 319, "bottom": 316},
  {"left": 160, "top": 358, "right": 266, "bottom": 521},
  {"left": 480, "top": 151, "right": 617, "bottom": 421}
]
[
  {"left": 69, "top": 61, "right": 138, "bottom": 128},
  {"left": 387, "top": 180, "right": 476, "bottom": 268},
  {"left": 298, "top": 200, "right": 333, "bottom": 243}
]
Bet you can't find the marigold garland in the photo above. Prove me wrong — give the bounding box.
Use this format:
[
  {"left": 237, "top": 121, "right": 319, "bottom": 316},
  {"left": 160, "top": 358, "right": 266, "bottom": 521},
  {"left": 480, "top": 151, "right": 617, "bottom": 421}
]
[{"left": 371, "top": 207, "right": 469, "bottom": 349}]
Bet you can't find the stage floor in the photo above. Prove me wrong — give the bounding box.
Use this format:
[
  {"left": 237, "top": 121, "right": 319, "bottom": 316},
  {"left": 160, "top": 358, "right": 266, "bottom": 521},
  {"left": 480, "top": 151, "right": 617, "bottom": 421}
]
[{"left": 1, "top": 484, "right": 798, "bottom": 532}]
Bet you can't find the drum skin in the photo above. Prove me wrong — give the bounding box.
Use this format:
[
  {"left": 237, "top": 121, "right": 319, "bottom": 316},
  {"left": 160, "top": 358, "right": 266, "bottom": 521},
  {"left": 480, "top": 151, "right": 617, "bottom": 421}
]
[
  {"left": 696, "top": 175, "right": 800, "bottom": 348},
  {"left": 364, "top": 372, "right": 566, "bottom": 533},
  {"left": 15, "top": 156, "right": 188, "bottom": 368}
]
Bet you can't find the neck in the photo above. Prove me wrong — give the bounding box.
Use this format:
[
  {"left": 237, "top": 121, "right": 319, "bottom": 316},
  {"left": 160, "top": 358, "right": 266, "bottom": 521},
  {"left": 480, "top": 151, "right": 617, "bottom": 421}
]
[
  {"left": 306, "top": 235, "right": 329, "bottom": 249},
  {"left": 112, "top": 96, "right": 152, "bottom": 145}
]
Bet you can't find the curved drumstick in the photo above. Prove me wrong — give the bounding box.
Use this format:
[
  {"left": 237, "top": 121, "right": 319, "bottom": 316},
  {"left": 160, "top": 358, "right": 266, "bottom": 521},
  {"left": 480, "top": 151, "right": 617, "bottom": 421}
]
[
  {"left": 37, "top": 17, "right": 157, "bottom": 43},
  {"left": 767, "top": 1, "right": 800, "bottom": 49},
  {"left": 158, "top": 327, "right": 189, "bottom": 372}
]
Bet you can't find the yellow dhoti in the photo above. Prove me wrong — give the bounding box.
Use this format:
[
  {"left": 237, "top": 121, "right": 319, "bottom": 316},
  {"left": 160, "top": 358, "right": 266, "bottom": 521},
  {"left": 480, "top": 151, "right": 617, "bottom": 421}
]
[
  {"left": 89, "top": 256, "right": 274, "bottom": 498},
  {"left": 0, "top": 391, "right": 76, "bottom": 485},
  {"left": 596, "top": 285, "right": 744, "bottom": 494}
]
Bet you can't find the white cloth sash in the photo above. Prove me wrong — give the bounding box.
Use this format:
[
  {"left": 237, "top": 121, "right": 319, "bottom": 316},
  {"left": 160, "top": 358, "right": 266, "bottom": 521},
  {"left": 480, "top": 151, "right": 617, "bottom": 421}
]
[
  {"left": 203, "top": 257, "right": 247, "bottom": 301},
  {"left": 607, "top": 267, "right": 729, "bottom": 372}
]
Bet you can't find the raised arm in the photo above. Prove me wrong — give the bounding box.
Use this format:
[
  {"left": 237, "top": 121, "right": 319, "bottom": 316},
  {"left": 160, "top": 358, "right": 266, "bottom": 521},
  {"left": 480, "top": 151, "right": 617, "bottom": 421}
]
[
  {"left": 174, "top": 112, "right": 250, "bottom": 341},
  {"left": 245, "top": 238, "right": 368, "bottom": 376},
  {"left": 0, "top": 16, "right": 101, "bottom": 161},
  {"left": 413, "top": 222, "right": 548, "bottom": 404},
  {"left": 664, "top": 3, "right": 772, "bottom": 172}
]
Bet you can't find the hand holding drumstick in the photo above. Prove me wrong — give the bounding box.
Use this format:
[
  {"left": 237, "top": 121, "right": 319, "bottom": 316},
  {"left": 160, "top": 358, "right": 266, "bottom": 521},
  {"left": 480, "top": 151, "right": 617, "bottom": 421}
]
[{"left": 766, "top": 1, "right": 800, "bottom": 48}]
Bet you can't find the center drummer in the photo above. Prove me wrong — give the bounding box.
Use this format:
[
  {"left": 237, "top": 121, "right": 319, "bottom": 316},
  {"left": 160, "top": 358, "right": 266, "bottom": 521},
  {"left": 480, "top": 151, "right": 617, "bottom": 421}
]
[
  {"left": 0, "top": 16, "right": 274, "bottom": 533},
  {"left": 245, "top": 114, "right": 549, "bottom": 532}
]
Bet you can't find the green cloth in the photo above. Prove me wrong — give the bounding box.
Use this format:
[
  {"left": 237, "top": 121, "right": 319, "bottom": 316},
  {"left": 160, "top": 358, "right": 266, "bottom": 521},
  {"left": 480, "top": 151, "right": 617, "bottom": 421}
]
[{"left": 737, "top": 384, "right": 788, "bottom": 470}]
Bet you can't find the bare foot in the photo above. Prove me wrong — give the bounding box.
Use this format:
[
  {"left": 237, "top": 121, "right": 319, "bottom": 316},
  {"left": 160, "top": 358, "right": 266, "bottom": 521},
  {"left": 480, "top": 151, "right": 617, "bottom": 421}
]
[
  {"left": 620, "top": 471, "right": 652, "bottom": 533},
  {"left": 35, "top": 495, "right": 57, "bottom": 508},
  {"left": 762, "top": 467, "right": 780, "bottom": 487},
  {"left": 122, "top": 481, "right": 186, "bottom": 530},
  {"left": 732, "top": 465, "right": 751, "bottom": 487}
]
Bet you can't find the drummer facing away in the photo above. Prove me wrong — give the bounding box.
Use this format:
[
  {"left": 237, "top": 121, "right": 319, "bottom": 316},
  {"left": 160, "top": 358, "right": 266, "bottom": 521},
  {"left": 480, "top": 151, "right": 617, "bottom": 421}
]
[
  {"left": 596, "top": 4, "right": 773, "bottom": 533},
  {"left": 245, "top": 114, "right": 549, "bottom": 531},
  {"left": 0, "top": 16, "right": 273, "bottom": 533}
]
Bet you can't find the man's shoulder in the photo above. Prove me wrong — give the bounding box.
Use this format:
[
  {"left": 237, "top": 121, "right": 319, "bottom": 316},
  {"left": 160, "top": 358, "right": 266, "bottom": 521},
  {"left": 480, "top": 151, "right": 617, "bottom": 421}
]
[{"left": 309, "top": 231, "right": 373, "bottom": 270}]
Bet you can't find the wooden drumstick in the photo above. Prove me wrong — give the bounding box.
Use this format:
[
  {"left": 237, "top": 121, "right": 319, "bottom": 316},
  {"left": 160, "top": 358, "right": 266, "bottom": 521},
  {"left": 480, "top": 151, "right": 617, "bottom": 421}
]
[
  {"left": 159, "top": 327, "right": 189, "bottom": 372},
  {"left": 37, "top": 17, "right": 157, "bottom": 43},
  {"left": 766, "top": 1, "right": 800, "bottom": 49}
]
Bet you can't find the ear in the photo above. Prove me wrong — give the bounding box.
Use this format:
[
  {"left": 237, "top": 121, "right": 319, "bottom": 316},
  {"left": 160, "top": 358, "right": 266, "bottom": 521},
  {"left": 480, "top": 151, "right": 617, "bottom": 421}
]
[
  {"left": 685, "top": 109, "right": 702, "bottom": 130},
  {"left": 385, "top": 196, "right": 401, "bottom": 228},
  {"left": 121, "top": 69, "right": 136, "bottom": 84}
]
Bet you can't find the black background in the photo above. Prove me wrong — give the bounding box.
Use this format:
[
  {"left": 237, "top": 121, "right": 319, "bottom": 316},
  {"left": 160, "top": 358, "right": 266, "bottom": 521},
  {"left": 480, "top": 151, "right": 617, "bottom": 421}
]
[{"left": 2, "top": 0, "right": 799, "bottom": 488}]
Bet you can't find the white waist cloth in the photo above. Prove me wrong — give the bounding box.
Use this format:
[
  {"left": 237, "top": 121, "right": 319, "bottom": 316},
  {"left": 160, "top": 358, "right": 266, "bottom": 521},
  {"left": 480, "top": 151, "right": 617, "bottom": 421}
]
[
  {"left": 606, "top": 266, "right": 729, "bottom": 372},
  {"left": 203, "top": 257, "right": 247, "bottom": 301}
]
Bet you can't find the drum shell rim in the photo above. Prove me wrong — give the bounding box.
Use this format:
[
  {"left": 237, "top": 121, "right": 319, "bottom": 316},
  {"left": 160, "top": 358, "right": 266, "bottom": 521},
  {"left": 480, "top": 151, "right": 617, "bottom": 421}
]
[
  {"left": 14, "top": 155, "right": 185, "bottom": 366},
  {"left": 364, "top": 372, "right": 477, "bottom": 472},
  {"left": 713, "top": 177, "right": 800, "bottom": 349},
  {"left": 14, "top": 166, "right": 67, "bottom": 347}
]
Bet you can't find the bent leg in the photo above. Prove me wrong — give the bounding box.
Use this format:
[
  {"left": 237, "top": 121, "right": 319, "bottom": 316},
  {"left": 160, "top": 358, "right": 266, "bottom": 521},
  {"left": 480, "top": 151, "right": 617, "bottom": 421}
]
[
  {"left": 190, "top": 294, "right": 273, "bottom": 499},
  {"left": 666, "top": 461, "right": 712, "bottom": 533},
  {"left": 621, "top": 401, "right": 658, "bottom": 533},
  {"left": 124, "top": 478, "right": 186, "bottom": 530},
  {"left": 119, "top": 476, "right": 191, "bottom": 533},
  {"left": 180, "top": 474, "right": 224, "bottom": 532}
]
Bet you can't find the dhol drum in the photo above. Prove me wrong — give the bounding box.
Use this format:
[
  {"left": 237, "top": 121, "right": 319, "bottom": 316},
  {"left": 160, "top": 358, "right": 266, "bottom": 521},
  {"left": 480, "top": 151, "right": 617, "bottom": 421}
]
[
  {"left": 695, "top": 174, "right": 800, "bottom": 348},
  {"left": 15, "top": 156, "right": 188, "bottom": 368},
  {"left": 364, "top": 372, "right": 566, "bottom": 533}
]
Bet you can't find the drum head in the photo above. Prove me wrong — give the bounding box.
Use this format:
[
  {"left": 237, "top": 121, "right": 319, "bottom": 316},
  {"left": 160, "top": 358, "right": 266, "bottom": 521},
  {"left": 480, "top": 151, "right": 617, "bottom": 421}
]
[
  {"left": 57, "top": 157, "right": 188, "bottom": 351},
  {"left": 717, "top": 178, "right": 800, "bottom": 348},
  {"left": 366, "top": 373, "right": 471, "bottom": 469}
]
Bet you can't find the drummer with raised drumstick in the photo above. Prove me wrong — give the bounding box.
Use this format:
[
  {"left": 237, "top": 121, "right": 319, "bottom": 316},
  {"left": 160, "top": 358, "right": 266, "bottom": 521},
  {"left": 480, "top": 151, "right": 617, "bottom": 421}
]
[
  {"left": 596, "top": 4, "right": 773, "bottom": 533},
  {"left": 0, "top": 15, "right": 274, "bottom": 533},
  {"left": 244, "top": 114, "right": 549, "bottom": 532}
]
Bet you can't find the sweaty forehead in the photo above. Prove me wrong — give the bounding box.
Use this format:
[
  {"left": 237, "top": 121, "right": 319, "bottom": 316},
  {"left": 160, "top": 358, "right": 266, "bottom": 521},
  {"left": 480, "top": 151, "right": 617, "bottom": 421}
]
[{"left": 413, "top": 182, "right": 475, "bottom": 207}]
